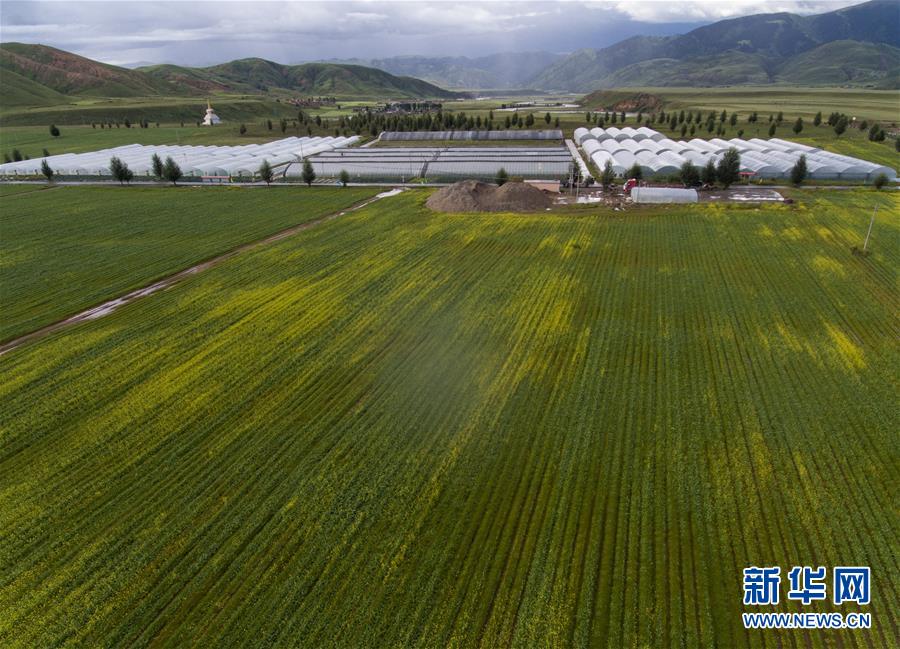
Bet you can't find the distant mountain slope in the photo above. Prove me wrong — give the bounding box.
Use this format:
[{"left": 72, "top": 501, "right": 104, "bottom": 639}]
[
  {"left": 0, "top": 68, "right": 70, "bottom": 107},
  {"left": 331, "top": 52, "right": 564, "bottom": 89},
  {"left": 776, "top": 40, "right": 900, "bottom": 85},
  {"left": 0, "top": 43, "right": 459, "bottom": 110},
  {"left": 0, "top": 43, "right": 176, "bottom": 97},
  {"left": 603, "top": 52, "right": 773, "bottom": 88},
  {"left": 530, "top": 0, "right": 900, "bottom": 90}
]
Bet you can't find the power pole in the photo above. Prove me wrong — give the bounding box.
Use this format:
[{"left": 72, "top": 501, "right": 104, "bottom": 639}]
[{"left": 863, "top": 205, "right": 877, "bottom": 253}]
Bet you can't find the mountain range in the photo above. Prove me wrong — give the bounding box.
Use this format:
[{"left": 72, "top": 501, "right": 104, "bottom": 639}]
[
  {"left": 528, "top": 0, "right": 900, "bottom": 90},
  {"left": 0, "top": 43, "right": 459, "bottom": 109},
  {"left": 0, "top": 0, "right": 897, "bottom": 110},
  {"left": 325, "top": 52, "right": 564, "bottom": 90},
  {"left": 328, "top": 0, "right": 898, "bottom": 90}
]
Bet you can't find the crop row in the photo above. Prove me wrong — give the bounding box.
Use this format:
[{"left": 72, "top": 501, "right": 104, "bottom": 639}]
[{"left": 1, "top": 189, "right": 897, "bottom": 647}]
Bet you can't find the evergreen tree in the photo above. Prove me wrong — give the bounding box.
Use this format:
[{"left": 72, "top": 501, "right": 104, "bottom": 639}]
[
  {"left": 495, "top": 167, "right": 508, "bottom": 187},
  {"left": 258, "top": 159, "right": 274, "bottom": 186},
  {"left": 729, "top": 113, "right": 738, "bottom": 126},
  {"left": 680, "top": 123, "right": 688, "bottom": 138},
  {"left": 42, "top": 148, "right": 49, "bottom": 157},
  {"left": 151, "top": 153, "right": 164, "bottom": 179},
  {"left": 611, "top": 111, "right": 617, "bottom": 124},
  {"left": 768, "top": 122, "right": 777, "bottom": 137},
  {"left": 525, "top": 113, "right": 535, "bottom": 127},
  {"left": 301, "top": 159, "right": 316, "bottom": 186},
  {"left": 12, "top": 149, "right": 23, "bottom": 161},
  {"left": 720, "top": 109, "right": 727, "bottom": 122},
  {"left": 110, "top": 156, "right": 134, "bottom": 184},
  {"left": 49, "top": 124, "right": 60, "bottom": 137},
  {"left": 678, "top": 110, "right": 685, "bottom": 124},
  {"left": 873, "top": 173, "right": 888, "bottom": 190},
  {"left": 239, "top": 123, "right": 247, "bottom": 135},
  {"left": 339, "top": 169, "right": 350, "bottom": 187},
  {"left": 716, "top": 147, "right": 741, "bottom": 188},
  {"left": 776, "top": 111, "right": 783, "bottom": 123},
  {"left": 702, "top": 158, "right": 717, "bottom": 185},
  {"left": 599, "top": 159, "right": 615, "bottom": 190},
  {"left": 162, "top": 157, "right": 182, "bottom": 185},
  {"left": 626, "top": 162, "right": 642, "bottom": 181},
  {"left": 813, "top": 111, "right": 822, "bottom": 126},
  {"left": 41, "top": 159, "right": 54, "bottom": 182},
  {"left": 790, "top": 154, "right": 807, "bottom": 186},
  {"left": 792, "top": 117, "right": 803, "bottom": 135},
  {"left": 680, "top": 161, "right": 700, "bottom": 187},
  {"left": 619, "top": 111, "right": 625, "bottom": 122},
  {"left": 266, "top": 119, "right": 273, "bottom": 131},
  {"left": 833, "top": 116, "right": 848, "bottom": 136},
  {"left": 554, "top": 116, "right": 560, "bottom": 128},
  {"left": 544, "top": 112, "right": 551, "bottom": 124}
]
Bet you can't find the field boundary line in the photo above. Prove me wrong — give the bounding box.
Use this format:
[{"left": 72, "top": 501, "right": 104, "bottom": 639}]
[{"left": 0, "top": 189, "right": 404, "bottom": 357}]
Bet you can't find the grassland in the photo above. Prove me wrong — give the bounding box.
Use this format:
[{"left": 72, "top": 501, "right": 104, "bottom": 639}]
[
  {"left": 580, "top": 87, "right": 900, "bottom": 123},
  {"left": 0, "top": 186, "right": 377, "bottom": 341},
  {"left": 0, "top": 95, "right": 301, "bottom": 128},
  {"left": 1, "top": 188, "right": 897, "bottom": 647}
]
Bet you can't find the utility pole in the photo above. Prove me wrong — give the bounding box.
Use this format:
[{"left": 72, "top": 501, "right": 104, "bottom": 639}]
[{"left": 863, "top": 205, "right": 877, "bottom": 253}]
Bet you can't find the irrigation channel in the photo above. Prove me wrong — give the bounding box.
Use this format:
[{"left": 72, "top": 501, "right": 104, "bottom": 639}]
[{"left": 0, "top": 188, "right": 405, "bottom": 356}]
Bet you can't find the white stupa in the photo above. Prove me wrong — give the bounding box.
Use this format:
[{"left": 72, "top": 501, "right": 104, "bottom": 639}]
[{"left": 202, "top": 99, "right": 221, "bottom": 126}]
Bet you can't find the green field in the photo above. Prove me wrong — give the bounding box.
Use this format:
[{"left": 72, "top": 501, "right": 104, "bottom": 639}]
[
  {"left": 580, "top": 87, "right": 900, "bottom": 123},
  {"left": 0, "top": 95, "right": 301, "bottom": 127},
  {"left": 0, "top": 186, "right": 377, "bottom": 341},
  {"left": 1, "top": 188, "right": 897, "bottom": 647}
]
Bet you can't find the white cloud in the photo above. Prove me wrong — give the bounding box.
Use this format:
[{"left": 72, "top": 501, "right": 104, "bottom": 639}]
[
  {"left": 602, "top": 0, "right": 862, "bottom": 23},
  {"left": 0, "top": 0, "right": 865, "bottom": 64}
]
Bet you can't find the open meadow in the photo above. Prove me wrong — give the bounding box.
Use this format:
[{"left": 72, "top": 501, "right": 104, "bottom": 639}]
[
  {"left": 0, "top": 186, "right": 378, "bottom": 341},
  {"left": 1, "top": 187, "right": 897, "bottom": 648}
]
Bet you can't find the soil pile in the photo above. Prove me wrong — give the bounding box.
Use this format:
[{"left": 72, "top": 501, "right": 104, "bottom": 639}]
[{"left": 426, "top": 180, "right": 553, "bottom": 213}]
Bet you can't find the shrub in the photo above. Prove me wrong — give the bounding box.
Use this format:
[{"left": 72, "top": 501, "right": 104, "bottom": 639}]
[
  {"left": 680, "top": 161, "right": 700, "bottom": 187},
  {"left": 716, "top": 147, "right": 741, "bottom": 188},
  {"left": 495, "top": 167, "right": 508, "bottom": 187},
  {"left": 873, "top": 173, "right": 888, "bottom": 190}
]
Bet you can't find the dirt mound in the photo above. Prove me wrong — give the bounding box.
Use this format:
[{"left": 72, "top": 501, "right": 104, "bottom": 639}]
[
  {"left": 426, "top": 180, "right": 553, "bottom": 213},
  {"left": 611, "top": 92, "right": 663, "bottom": 113}
]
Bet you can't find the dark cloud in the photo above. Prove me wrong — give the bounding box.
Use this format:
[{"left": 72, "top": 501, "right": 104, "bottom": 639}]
[{"left": 0, "top": 1, "right": 862, "bottom": 66}]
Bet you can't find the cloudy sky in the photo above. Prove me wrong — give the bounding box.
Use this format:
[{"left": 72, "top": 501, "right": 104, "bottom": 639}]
[{"left": 1, "top": 0, "right": 864, "bottom": 66}]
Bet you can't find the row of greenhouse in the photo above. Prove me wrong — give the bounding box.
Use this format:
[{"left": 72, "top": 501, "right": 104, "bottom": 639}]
[
  {"left": 380, "top": 130, "right": 564, "bottom": 141},
  {"left": 306, "top": 146, "right": 574, "bottom": 182},
  {"left": 574, "top": 127, "right": 896, "bottom": 181},
  {"left": 0, "top": 136, "right": 359, "bottom": 179}
]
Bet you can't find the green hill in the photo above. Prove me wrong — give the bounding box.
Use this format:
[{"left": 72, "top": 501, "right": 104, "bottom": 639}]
[
  {"left": 141, "top": 59, "right": 460, "bottom": 99},
  {"left": 777, "top": 40, "right": 900, "bottom": 85},
  {"left": 0, "top": 68, "right": 70, "bottom": 107},
  {"left": 0, "top": 43, "right": 459, "bottom": 114},
  {"left": 0, "top": 43, "right": 176, "bottom": 98},
  {"left": 601, "top": 51, "right": 773, "bottom": 87}
]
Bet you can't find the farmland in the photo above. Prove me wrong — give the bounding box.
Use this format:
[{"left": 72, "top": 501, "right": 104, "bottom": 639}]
[
  {"left": 0, "top": 186, "right": 378, "bottom": 341},
  {"left": 1, "top": 188, "right": 897, "bottom": 647}
]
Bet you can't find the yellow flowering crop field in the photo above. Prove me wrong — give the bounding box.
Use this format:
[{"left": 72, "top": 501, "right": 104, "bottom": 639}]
[{"left": 1, "top": 189, "right": 897, "bottom": 647}]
